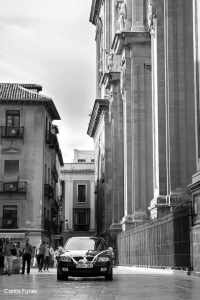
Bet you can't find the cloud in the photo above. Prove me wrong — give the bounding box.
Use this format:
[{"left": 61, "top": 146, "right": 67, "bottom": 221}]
[{"left": 0, "top": 0, "right": 96, "bottom": 163}]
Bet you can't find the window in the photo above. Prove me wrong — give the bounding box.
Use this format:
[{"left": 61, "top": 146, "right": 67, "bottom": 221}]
[
  {"left": 48, "top": 167, "right": 50, "bottom": 184},
  {"left": 78, "top": 159, "right": 85, "bottom": 162},
  {"left": 45, "top": 164, "right": 47, "bottom": 184},
  {"left": 4, "top": 161, "right": 19, "bottom": 190},
  {"left": 91, "top": 159, "right": 95, "bottom": 163},
  {"left": 73, "top": 208, "right": 90, "bottom": 231},
  {"left": 2, "top": 205, "right": 17, "bottom": 229},
  {"left": 6, "top": 110, "right": 20, "bottom": 127},
  {"left": 77, "top": 185, "right": 86, "bottom": 202}
]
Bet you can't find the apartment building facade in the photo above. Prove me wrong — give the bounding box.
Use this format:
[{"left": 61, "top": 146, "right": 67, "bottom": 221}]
[
  {"left": 0, "top": 83, "right": 64, "bottom": 248},
  {"left": 60, "top": 150, "right": 95, "bottom": 244}
]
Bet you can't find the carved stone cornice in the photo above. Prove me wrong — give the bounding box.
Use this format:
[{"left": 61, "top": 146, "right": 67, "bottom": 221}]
[
  {"left": 188, "top": 180, "right": 200, "bottom": 194},
  {"left": 87, "top": 99, "right": 109, "bottom": 138},
  {"left": 89, "top": 0, "right": 103, "bottom": 25},
  {"left": 111, "top": 32, "right": 151, "bottom": 55},
  {"left": 102, "top": 72, "right": 120, "bottom": 89}
]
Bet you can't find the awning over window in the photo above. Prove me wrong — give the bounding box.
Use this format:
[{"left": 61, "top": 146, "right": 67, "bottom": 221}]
[{"left": 0, "top": 233, "right": 25, "bottom": 239}]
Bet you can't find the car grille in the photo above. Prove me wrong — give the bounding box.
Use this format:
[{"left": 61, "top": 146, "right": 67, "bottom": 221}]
[{"left": 73, "top": 256, "right": 94, "bottom": 262}]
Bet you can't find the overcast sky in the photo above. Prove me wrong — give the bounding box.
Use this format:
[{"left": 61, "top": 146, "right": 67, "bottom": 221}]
[{"left": 0, "top": 0, "right": 96, "bottom": 162}]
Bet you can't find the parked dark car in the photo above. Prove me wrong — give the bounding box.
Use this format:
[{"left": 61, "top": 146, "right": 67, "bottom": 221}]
[{"left": 57, "top": 237, "right": 113, "bottom": 280}]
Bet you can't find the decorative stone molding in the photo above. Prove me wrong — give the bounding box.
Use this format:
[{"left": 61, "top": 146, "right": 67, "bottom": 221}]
[
  {"left": 87, "top": 99, "right": 109, "bottom": 138},
  {"left": 148, "top": 0, "right": 156, "bottom": 36},
  {"left": 110, "top": 222, "right": 122, "bottom": 237},
  {"left": 112, "top": 32, "right": 151, "bottom": 55},
  {"left": 120, "top": 56, "right": 126, "bottom": 95},
  {"left": 108, "top": 91, "right": 114, "bottom": 124}
]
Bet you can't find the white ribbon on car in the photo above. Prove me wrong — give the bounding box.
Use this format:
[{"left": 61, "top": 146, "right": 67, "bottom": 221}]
[
  {"left": 69, "top": 253, "right": 78, "bottom": 265},
  {"left": 91, "top": 250, "right": 109, "bottom": 264}
]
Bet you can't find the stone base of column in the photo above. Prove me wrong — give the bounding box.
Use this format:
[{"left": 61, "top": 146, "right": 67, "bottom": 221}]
[
  {"left": 110, "top": 223, "right": 122, "bottom": 237},
  {"left": 149, "top": 196, "right": 170, "bottom": 219},
  {"left": 149, "top": 193, "right": 192, "bottom": 219},
  {"left": 121, "top": 213, "right": 148, "bottom": 231}
]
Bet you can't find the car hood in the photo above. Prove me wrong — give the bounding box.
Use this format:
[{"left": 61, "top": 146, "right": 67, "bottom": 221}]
[{"left": 60, "top": 249, "right": 110, "bottom": 258}]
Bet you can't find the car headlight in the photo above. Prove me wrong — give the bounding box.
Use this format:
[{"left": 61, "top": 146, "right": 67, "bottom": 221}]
[
  {"left": 59, "top": 256, "right": 71, "bottom": 262},
  {"left": 98, "top": 257, "right": 110, "bottom": 262}
]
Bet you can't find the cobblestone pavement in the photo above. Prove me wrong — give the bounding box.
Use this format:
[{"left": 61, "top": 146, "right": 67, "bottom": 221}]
[{"left": 0, "top": 266, "right": 199, "bottom": 300}]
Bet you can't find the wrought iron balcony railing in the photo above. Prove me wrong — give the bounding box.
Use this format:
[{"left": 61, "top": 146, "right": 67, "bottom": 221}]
[
  {"left": 44, "top": 184, "right": 54, "bottom": 198},
  {"left": 0, "top": 182, "right": 27, "bottom": 193},
  {"left": 1, "top": 218, "right": 18, "bottom": 229},
  {"left": 73, "top": 208, "right": 90, "bottom": 231},
  {"left": 46, "top": 131, "right": 59, "bottom": 152},
  {"left": 1, "top": 126, "right": 24, "bottom": 138},
  {"left": 44, "top": 219, "right": 59, "bottom": 234},
  {"left": 74, "top": 224, "right": 90, "bottom": 231},
  {"left": 52, "top": 164, "right": 58, "bottom": 183}
]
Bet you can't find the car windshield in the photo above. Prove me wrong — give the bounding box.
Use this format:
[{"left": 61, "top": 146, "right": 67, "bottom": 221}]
[{"left": 64, "top": 238, "right": 106, "bottom": 251}]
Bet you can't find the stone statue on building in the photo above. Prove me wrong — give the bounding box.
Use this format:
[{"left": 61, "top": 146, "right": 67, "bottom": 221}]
[{"left": 116, "top": 2, "right": 127, "bottom": 32}]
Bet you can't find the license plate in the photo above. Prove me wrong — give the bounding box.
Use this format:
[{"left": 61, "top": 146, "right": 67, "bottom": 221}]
[
  {"left": 62, "top": 268, "right": 68, "bottom": 271},
  {"left": 76, "top": 264, "right": 93, "bottom": 268}
]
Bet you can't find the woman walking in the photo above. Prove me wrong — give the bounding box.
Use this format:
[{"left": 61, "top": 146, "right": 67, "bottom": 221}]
[{"left": 3, "top": 236, "right": 15, "bottom": 276}]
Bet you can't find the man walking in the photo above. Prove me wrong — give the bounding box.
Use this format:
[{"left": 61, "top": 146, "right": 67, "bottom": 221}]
[
  {"left": 20, "top": 238, "right": 33, "bottom": 274},
  {"left": 35, "top": 239, "right": 45, "bottom": 272}
]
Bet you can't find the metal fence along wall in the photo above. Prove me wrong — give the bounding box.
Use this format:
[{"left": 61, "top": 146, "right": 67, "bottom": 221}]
[{"left": 117, "top": 203, "right": 193, "bottom": 269}]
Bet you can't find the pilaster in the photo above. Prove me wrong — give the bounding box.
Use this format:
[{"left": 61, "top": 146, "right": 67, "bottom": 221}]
[{"left": 150, "top": 0, "right": 195, "bottom": 218}]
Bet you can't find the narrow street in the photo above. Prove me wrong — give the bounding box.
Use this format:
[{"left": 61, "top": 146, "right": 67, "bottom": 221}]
[{"left": 0, "top": 266, "right": 199, "bottom": 300}]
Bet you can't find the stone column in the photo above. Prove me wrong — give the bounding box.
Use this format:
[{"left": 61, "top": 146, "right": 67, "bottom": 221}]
[
  {"left": 90, "top": 181, "right": 95, "bottom": 231},
  {"left": 67, "top": 180, "right": 73, "bottom": 230},
  {"left": 104, "top": 109, "right": 112, "bottom": 231},
  {"left": 150, "top": 0, "right": 196, "bottom": 218},
  {"left": 187, "top": 0, "right": 200, "bottom": 273}
]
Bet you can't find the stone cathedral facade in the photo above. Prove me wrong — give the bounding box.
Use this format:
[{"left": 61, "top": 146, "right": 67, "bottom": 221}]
[{"left": 87, "top": 0, "right": 200, "bottom": 247}]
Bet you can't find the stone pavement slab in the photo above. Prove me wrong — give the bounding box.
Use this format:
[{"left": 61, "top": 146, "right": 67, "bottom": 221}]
[{"left": 0, "top": 266, "right": 200, "bottom": 300}]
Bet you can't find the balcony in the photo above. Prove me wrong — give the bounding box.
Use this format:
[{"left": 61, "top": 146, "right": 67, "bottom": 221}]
[
  {"left": 46, "top": 131, "right": 59, "bottom": 152},
  {"left": 73, "top": 208, "right": 90, "bottom": 231},
  {"left": 52, "top": 164, "right": 58, "bottom": 183},
  {"left": 44, "top": 219, "right": 59, "bottom": 234},
  {"left": 74, "top": 224, "right": 90, "bottom": 231},
  {"left": 44, "top": 184, "right": 54, "bottom": 198},
  {"left": 1, "top": 126, "right": 24, "bottom": 138},
  {"left": 0, "top": 182, "right": 27, "bottom": 193},
  {"left": 1, "top": 218, "right": 18, "bottom": 229}
]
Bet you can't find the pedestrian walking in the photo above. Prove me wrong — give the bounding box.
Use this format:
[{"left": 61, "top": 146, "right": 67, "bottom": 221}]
[
  {"left": 0, "top": 239, "right": 5, "bottom": 275},
  {"left": 20, "top": 238, "right": 33, "bottom": 275},
  {"left": 43, "top": 245, "right": 50, "bottom": 271},
  {"left": 3, "top": 236, "right": 16, "bottom": 276},
  {"left": 35, "top": 239, "right": 45, "bottom": 272}
]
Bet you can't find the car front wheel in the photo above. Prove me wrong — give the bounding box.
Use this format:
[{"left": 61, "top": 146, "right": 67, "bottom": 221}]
[
  {"left": 105, "top": 268, "right": 113, "bottom": 281},
  {"left": 57, "top": 267, "right": 66, "bottom": 280}
]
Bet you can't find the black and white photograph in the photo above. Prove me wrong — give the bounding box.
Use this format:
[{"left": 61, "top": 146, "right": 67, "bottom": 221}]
[{"left": 0, "top": 0, "right": 200, "bottom": 299}]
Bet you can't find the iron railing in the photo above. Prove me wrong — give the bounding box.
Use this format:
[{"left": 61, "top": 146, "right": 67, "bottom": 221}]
[
  {"left": 1, "top": 126, "right": 24, "bottom": 138},
  {"left": 117, "top": 202, "right": 194, "bottom": 270},
  {"left": 46, "top": 131, "right": 59, "bottom": 152},
  {"left": 0, "top": 182, "right": 27, "bottom": 193},
  {"left": 1, "top": 218, "right": 18, "bottom": 229},
  {"left": 44, "top": 184, "right": 54, "bottom": 198}
]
